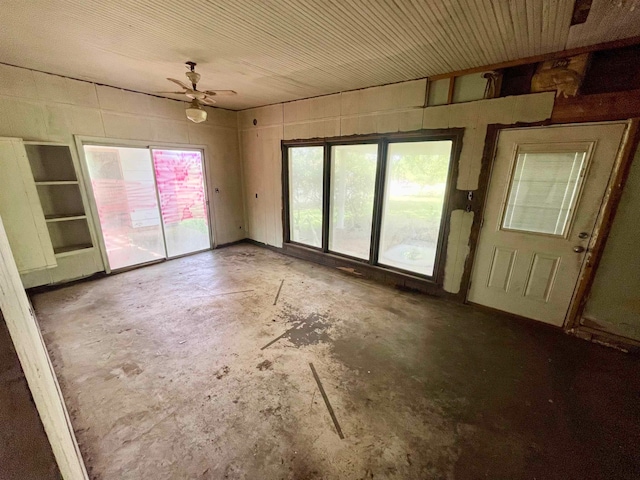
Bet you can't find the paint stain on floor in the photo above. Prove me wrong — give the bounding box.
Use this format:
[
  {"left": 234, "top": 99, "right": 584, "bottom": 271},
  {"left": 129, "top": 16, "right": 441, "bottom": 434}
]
[{"left": 278, "top": 304, "right": 332, "bottom": 347}]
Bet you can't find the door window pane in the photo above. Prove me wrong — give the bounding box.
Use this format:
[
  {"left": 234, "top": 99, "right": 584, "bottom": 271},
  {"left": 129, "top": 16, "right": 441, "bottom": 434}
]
[
  {"left": 288, "top": 146, "right": 324, "bottom": 247},
  {"left": 152, "top": 149, "right": 210, "bottom": 257},
  {"left": 502, "top": 149, "right": 588, "bottom": 236},
  {"left": 329, "top": 144, "right": 378, "bottom": 259},
  {"left": 378, "top": 141, "right": 453, "bottom": 276},
  {"left": 84, "top": 146, "right": 165, "bottom": 270}
]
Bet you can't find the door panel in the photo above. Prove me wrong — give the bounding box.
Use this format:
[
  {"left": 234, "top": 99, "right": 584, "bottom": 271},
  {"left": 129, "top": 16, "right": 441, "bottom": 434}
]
[
  {"left": 487, "top": 247, "right": 516, "bottom": 292},
  {"left": 468, "top": 123, "right": 626, "bottom": 326},
  {"left": 151, "top": 149, "right": 211, "bottom": 257},
  {"left": 84, "top": 146, "right": 165, "bottom": 270}
]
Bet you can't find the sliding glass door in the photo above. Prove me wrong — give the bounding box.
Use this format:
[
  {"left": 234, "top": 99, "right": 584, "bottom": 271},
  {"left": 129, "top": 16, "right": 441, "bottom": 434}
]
[
  {"left": 151, "top": 149, "right": 210, "bottom": 257},
  {"left": 84, "top": 146, "right": 165, "bottom": 270},
  {"left": 83, "top": 145, "right": 211, "bottom": 271}
]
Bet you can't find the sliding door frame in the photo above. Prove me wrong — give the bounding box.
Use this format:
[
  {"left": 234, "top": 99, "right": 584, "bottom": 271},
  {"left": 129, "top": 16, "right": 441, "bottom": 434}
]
[
  {"left": 282, "top": 128, "right": 463, "bottom": 285},
  {"left": 74, "top": 136, "right": 214, "bottom": 273}
]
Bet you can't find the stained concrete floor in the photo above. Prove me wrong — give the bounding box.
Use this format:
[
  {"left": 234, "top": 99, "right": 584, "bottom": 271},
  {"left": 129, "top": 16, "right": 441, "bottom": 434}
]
[{"left": 32, "top": 244, "right": 640, "bottom": 480}]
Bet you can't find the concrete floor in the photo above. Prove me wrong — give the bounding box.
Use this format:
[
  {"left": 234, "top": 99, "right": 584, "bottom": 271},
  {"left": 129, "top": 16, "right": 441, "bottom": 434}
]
[
  {"left": 32, "top": 244, "right": 640, "bottom": 480},
  {"left": 0, "top": 314, "right": 60, "bottom": 480}
]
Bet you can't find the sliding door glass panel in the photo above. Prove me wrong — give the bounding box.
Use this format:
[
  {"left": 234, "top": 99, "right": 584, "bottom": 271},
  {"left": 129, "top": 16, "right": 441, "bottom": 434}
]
[
  {"left": 288, "top": 146, "right": 324, "bottom": 247},
  {"left": 502, "top": 149, "right": 588, "bottom": 236},
  {"left": 329, "top": 144, "right": 378, "bottom": 259},
  {"left": 378, "top": 141, "right": 453, "bottom": 276},
  {"left": 84, "top": 146, "right": 165, "bottom": 270},
  {"left": 151, "top": 149, "right": 210, "bottom": 257}
]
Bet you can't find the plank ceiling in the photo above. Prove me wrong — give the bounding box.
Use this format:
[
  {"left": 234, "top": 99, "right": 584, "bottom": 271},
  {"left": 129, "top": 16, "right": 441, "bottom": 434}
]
[{"left": 1, "top": 0, "right": 640, "bottom": 110}]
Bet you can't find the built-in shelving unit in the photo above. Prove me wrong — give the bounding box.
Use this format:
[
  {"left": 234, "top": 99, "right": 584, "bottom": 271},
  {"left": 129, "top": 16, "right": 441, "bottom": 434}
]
[{"left": 25, "top": 144, "right": 94, "bottom": 256}]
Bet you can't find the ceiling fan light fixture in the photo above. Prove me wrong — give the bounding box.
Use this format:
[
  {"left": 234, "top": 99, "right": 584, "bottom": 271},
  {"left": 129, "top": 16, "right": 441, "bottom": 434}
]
[{"left": 185, "top": 100, "right": 207, "bottom": 123}]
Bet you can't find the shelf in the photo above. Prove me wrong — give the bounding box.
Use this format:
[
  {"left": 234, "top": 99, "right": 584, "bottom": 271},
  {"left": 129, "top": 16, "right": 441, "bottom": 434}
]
[
  {"left": 36, "top": 184, "right": 85, "bottom": 217},
  {"left": 47, "top": 219, "right": 93, "bottom": 255},
  {"left": 35, "top": 181, "right": 79, "bottom": 186},
  {"left": 45, "top": 214, "right": 87, "bottom": 223},
  {"left": 54, "top": 244, "right": 94, "bottom": 257},
  {"left": 25, "top": 144, "right": 78, "bottom": 182}
]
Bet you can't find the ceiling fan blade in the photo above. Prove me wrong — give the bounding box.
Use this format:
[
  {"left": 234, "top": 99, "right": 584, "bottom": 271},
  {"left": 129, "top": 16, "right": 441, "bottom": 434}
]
[
  {"left": 203, "top": 90, "right": 237, "bottom": 96},
  {"left": 200, "top": 97, "right": 217, "bottom": 105},
  {"left": 155, "top": 91, "right": 187, "bottom": 94},
  {"left": 167, "top": 78, "right": 190, "bottom": 89}
]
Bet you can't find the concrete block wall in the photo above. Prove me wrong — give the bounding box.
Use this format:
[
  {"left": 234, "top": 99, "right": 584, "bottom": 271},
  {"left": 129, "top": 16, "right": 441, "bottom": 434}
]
[
  {"left": 238, "top": 81, "right": 555, "bottom": 294},
  {"left": 0, "top": 64, "right": 243, "bottom": 286}
]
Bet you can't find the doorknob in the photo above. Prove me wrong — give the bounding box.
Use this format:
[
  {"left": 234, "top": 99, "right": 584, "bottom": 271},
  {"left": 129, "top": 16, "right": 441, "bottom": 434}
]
[{"left": 573, "top": 246, "right": 586, "bottom": 253}]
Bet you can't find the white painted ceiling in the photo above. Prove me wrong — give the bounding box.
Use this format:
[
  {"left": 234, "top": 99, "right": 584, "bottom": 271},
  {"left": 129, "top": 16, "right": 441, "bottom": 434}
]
[{"left": 1, "top": 0, "right": 639, "bottom": 110}]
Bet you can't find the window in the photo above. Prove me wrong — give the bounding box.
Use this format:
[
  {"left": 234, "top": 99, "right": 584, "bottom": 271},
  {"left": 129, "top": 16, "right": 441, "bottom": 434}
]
[
  {"left": 378, "top": 141, "right": 453, "bottom": 276},
  {"left": 329, "top": 144, "right": 378, "bottom": 259},
  {"left": 502, "top": 147, "right": 589, "bottom": 236},
  {"left": 288, "top": 146, "right": 324, "bottom": 248},
  {"left": 283, "top": 132, "right": 458, "bottom": 281}
]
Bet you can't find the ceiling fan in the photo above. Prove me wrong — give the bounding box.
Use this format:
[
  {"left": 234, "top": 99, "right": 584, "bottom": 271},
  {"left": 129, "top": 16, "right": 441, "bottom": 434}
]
[{"left": 158, "top": 61, "right": 236, "bottom": 123}]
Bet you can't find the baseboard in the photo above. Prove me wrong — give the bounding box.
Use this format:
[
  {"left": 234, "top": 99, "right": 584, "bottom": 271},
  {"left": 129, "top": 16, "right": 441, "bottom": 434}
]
[
  {"left": 215, "top": 238, "right": 249, "bottom": 249},
  {"left": 568, "top": 326, "right": 640, "bottom": 354},
  {"left": 243, "top": 239, "right": 456, "bottom": 299}
]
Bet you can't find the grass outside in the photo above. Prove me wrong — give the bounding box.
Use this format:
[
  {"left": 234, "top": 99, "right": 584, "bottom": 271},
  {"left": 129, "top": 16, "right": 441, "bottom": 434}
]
[{"left": 291, "top": 195, "right": 445, "bottom": 244}]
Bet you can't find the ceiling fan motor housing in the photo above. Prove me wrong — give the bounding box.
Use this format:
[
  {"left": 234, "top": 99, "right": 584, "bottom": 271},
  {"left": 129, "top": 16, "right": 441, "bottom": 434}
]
[{"left": 186, "top": 70, "right": 201, "bottom": 85}]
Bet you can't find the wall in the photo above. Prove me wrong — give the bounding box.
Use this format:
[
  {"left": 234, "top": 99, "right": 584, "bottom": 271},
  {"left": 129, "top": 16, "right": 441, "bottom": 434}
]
[
  {"left": 0, "top": 311, "right": 60, "bottom": 480},
  {"left": 583, "top": 144, "right": 640, "bottom": 341},
  {"left": 238, "top": 80, "right": 555, "bottom": 293},
  {"left": 0, "top": 64, "right": 243, "bottom": 286}
]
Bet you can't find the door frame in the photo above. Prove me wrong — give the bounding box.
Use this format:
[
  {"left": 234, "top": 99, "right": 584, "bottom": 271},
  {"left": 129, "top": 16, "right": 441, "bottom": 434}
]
[
  {"left": 74, "top": 136, "right": 215, "bottom": 273},
  {"left": 0, "top": 216, "right": 89, "bottom": 479},
  {"left": 463, "top": 119, "right": 639, "bottom": 332}
]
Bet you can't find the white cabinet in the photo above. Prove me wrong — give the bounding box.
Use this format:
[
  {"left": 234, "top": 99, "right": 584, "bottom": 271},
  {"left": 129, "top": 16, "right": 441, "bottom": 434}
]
[{"left": 0, "top": 137, "right": 57, "bottom": 272}]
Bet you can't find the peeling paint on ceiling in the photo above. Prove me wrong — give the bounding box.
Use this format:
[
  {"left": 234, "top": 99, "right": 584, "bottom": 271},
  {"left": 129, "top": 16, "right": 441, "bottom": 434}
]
[{"left": 1, "top": 0, "right": 639, "bottom": 110}]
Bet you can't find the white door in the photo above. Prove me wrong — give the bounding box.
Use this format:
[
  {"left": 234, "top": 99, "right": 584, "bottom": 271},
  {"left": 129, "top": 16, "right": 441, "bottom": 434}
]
[{"left": 468, "top": 123, "right": 626, "bottom": 326}]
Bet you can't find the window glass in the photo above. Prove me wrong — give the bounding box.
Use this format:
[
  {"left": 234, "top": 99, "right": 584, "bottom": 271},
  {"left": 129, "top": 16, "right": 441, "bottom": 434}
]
[
  {"left": 329, "top": 144, "right": 378, "bottom": 259},
  {"left": 502, "top": 150, "right": 587, "bottom": 236},
  {"left": 288, "top": 146, "right": 324, "bottom": 247},
  {"left": 378, "top": 141, "right": 452, "bottom": 276}
]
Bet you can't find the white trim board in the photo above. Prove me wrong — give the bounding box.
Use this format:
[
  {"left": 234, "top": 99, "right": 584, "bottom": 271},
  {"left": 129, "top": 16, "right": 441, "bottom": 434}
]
[{"left": 0, "top": 215, "right": 89, "bottom": 480}]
